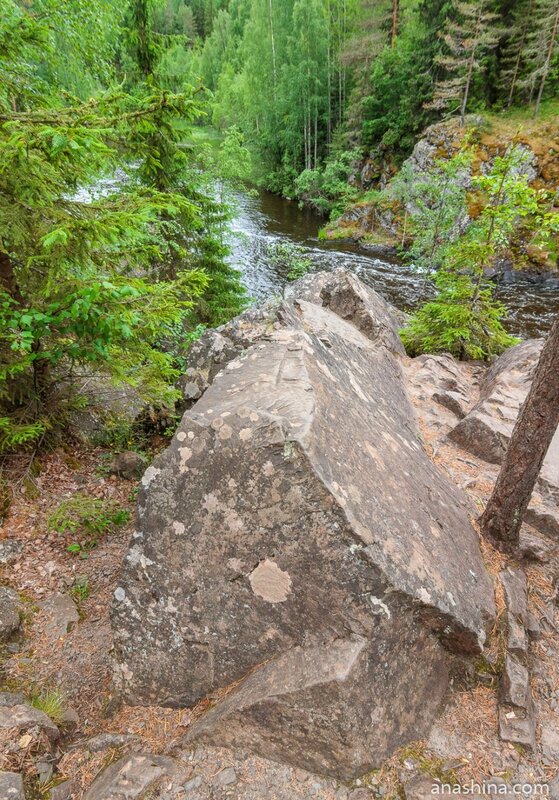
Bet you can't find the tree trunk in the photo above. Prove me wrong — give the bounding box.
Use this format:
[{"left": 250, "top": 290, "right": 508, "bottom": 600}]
[
  {"left": 533, "top": 0, "right": 559, "bottom": 118},
  {"left": 0, "top": 251, "right": 23, "bottom": 304},
  {"left": 460, "top": 13, "right": 481, "bottom": 125},
  {"left": 479, "top": 314, "right": 559, "bottom": 550},
  {"left": 507, "top": 19, "right": 529, "bottom": 108},
  {"left": 268, "top": 0, "right": 277, "bottom": 99},
  {"left": 390, "top": 0, "right": 399, "bottom": 47}
]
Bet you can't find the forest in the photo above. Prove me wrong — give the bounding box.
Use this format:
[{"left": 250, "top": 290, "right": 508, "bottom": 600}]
[{"left": 1, "top": 0, "right": 558, "bottom": 451}]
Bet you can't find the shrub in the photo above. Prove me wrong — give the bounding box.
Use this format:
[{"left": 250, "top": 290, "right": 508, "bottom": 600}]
[{"left": 48, "top": 495, "right": 130, "bottom": 557}]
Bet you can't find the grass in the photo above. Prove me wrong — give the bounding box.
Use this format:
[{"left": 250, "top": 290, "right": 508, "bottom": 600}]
[
  {"left": 488, "top": 98, "right": 559, "bottom": 124},
  {"left": 29, "top": 688, "right": 65, "bottom": 724},
  {"left": 69, "top": 575, "right": 91, "bottom": 603}
]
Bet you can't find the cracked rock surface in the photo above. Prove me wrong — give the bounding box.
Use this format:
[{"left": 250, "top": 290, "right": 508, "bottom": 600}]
[{"left": 111, "top": 270, "right": 495, "bottom": 778}]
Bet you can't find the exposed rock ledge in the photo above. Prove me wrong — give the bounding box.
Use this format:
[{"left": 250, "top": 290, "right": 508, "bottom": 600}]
[{"left": 111, "top": 270, "right": 496, "bottom": 779}]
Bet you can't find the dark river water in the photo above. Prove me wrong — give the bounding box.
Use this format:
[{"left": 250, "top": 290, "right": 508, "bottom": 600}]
[{"left": 227, "top": 188, "right": 559, "bottom": 339}]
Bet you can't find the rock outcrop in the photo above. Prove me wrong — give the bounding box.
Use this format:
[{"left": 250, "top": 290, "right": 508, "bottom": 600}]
[
  {"left": 111, "top": 271, "right": 495, "bottom": 779},
  {"left": 449, "top": 339, "right": 559, "bottom": 504},
  {"left": 498, "top": 569, "right": 537, "bottom": 751}
]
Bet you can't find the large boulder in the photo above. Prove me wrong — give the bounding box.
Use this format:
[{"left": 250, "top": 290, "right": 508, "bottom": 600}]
[
  {"left": 448, "top": 339, "right": 559, "bottom": 502},
  {"left": 111, "top": 271, "right": 495, "bottom": 779}
]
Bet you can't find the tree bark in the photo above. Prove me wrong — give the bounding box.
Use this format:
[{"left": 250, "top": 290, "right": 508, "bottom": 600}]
[
  {"left": 0, "top": 251, "right": 23, "bottom": 304},
  {"left": 479, "top": 314, "right": 559, "bottom": 550}
]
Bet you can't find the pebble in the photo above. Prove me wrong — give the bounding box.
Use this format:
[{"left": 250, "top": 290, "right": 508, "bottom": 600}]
[
  {"left": 214, "top": 767, "right": 237, "bottom": 786},
  {"left": 184, "top": 776, "right": 202, "bottom": 792}
]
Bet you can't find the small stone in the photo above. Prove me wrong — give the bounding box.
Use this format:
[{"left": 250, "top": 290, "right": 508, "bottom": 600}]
[
  {"left": 0, "top": 771, "right": 25, "bottom": 800},
  {"left": 505, "top": 611, "right": 527, "bottom": 658},
  {"left": 85, "top": 732, "right": 140, "bottom": 752},
  {"left": 0, "top": 704, "right": 60, "bottom": 744},
  {"left": 59, "top": 707, "right": 79, "bottom": 734},
  {"left": 83, "top": 754, "right": 175, "bottom": 800},
  {"left": 524, "top": 504, "right": 559, "bottom": 542},
  {"left": 39, "top": 594, "right": 79, "bottom": 638},
  {"left": 0, "top": 586, "right": 21, "bottom": 641},
  {"left": 109, "top": 451, "right": 148, "bottom": 480},
  {"left": 500, "top": 655, "right": 530, "bottom": 709},
  {"left": 500, "top": 569, "right": 528, "bottom": 624},
  {"left": 403, "top": 776, "right": 440, "bottom": 800},
  {"left": 0, "top": 539, "right": 24, "bottom": 565},
  {"left": 498, "top": 707, "right": 536, "bottom": 751},
  {"left": 525, "top": 611, "right": 541, "bottom": 640},
  {"left": 184, "top": 776, "right": 202, "bottom": 791},
  {"left": 518, "top": 528, "right": 555, "bottom": 563},
  {"left": 214, "top": 767, "right": 237, "bottom": 786},
  {"left": 49, "top": 780, "right": 73, "bottom": 800},
  {"left": 37, "top": 761, "right": 54, "bottom": 784}
]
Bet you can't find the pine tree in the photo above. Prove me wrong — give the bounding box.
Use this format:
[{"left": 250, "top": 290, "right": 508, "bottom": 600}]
[
  {"left": 520, "top": 0, "right": 559, "bottom": 116},
  {"left": 499, "top": 0, "right": 535, "bottom": 106},
  {"left": 0, "top": 0, "right": 244, "bottom": 452},
  {"left": 427, "top": 0, "right": 500, "bottom": 124}
]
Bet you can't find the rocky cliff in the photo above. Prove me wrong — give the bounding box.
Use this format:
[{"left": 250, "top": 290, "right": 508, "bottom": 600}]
[{"left": 326, "top": 114, "right": 559, "bottom": 280}]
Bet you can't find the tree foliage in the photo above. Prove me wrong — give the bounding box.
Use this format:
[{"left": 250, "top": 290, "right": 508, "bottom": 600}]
[
  {"left": 401, "top": 145, "right": 559, "bottom": 358},
  {"left": 0, "top": 0, "right": 245, "bottom": 451}
]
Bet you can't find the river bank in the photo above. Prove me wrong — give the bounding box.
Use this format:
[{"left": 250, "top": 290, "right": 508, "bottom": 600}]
[{"left": 227, "top": 187, "right": 559, "bottom": 339}]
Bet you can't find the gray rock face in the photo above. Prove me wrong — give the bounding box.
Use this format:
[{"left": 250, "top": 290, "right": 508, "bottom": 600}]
[
  {"left": 0, "top": 539, "right": 23, "bottom": 565},
  {"left": 177, "top": 304, "right": 278, "bottom": 405},
  {"left": 0, "top": 692, "right": 24, "bottom": 707},
  {"left": 448, "top": 339, "right": 559, "bottom": 503},
  {"left": 83, "top": 754, "right": 175, "bottom": 800},
  {"left": 0, "top": 772, "right": 25, "bottom": 800},
  {"left": 182, "top": 632, "right": 448, "bottom": 779},
  {"left": 0, "top": 704, "right": 60, "bottom": 744},
  {"left": 0, "top": 587, "right": 20, "bottom": 642},
  {"left": 39, "top": 594, "right": 79, "bottom": 638},
  {"left": 112, "top": 271, "right": 495, "bottom": 778},
  {"left": 403, "top": 354, "right": 474, "bottom": 436}
]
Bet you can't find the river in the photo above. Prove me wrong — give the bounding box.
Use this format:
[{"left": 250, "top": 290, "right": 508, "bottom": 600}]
[{"left": 227, "top": 188, "right": 559, "bottom": 339}]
